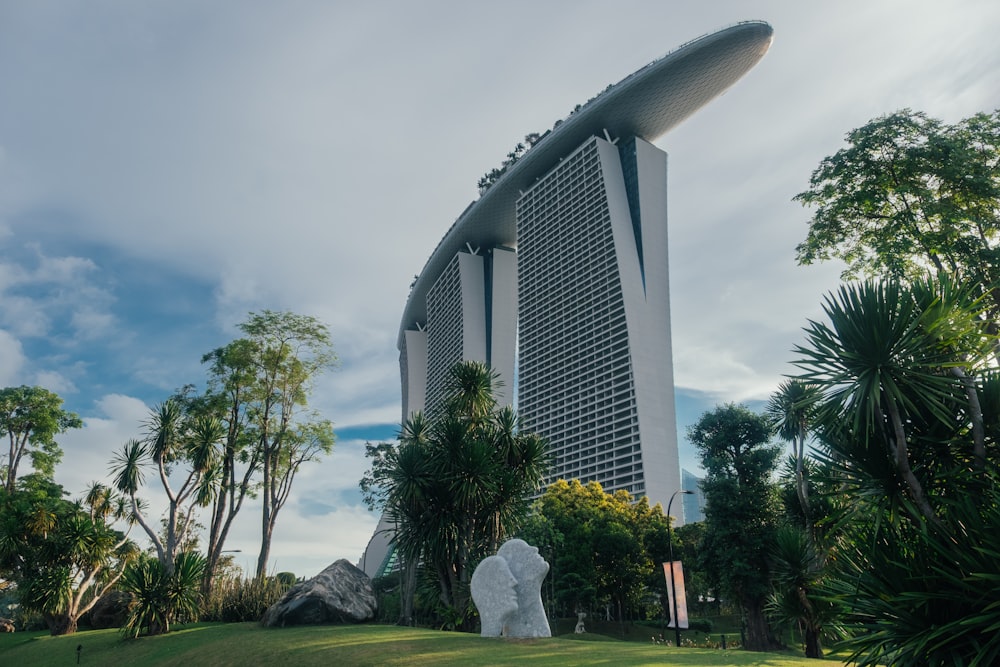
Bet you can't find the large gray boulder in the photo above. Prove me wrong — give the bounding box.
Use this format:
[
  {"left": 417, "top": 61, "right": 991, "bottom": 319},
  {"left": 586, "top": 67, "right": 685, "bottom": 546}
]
[{"left": 261, "top": 559, "right": 376, "bottom": 627}]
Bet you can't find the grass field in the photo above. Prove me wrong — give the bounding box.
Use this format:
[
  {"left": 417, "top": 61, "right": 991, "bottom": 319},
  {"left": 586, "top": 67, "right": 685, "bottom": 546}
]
[{"left": 0, "top": 622, "right": 843, "bottom": 666}]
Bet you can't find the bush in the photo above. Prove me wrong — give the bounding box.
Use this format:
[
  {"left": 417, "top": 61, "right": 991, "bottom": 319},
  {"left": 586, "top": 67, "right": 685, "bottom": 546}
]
[
  {"left": 201, "top": 576, "right": 290, "bottom": 623},
  {"left": 689, "top": 618, "right": 712, "bottom": 633},
  {"left": 119, "top": 552, "right": 206, "bottom": 637}
]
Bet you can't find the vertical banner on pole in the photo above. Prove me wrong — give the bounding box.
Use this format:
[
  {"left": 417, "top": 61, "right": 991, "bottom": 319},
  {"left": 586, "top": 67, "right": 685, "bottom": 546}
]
[{"left": 663, "top": 561, "right": 689, "bottom": 629}]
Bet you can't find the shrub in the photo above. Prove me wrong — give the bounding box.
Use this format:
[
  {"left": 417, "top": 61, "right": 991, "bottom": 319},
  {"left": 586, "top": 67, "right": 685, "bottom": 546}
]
[
  {"left": 201, "top": 576, "right": 289, "bottom": 623},
  {"left": 120, "top": 552, "right": 206, "bottom": 637},
  {"left": 689, "top": 618, "right": 712, "bottom": 633}
]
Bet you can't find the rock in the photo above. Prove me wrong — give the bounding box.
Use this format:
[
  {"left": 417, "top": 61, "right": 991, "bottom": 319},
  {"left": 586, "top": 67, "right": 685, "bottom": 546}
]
[
  {"left": 0, "top": 617, "right": 14, "bottom": 632},
  {"left": 87, "top": 590, "right": 134, "bottom": 629},
  {"left": 261, "top": 559, "right": 376, "bottom": 627}
]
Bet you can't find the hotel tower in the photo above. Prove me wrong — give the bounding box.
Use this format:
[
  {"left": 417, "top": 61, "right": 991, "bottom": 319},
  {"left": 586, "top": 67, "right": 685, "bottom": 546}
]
[{"left": 362, "top": 22, "right": 773, "bottom": 577}]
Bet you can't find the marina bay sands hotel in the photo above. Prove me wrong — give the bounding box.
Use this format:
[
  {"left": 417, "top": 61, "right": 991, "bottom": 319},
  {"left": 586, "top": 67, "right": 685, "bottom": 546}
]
[{"left": 363, "top": 22, "right": 772, "bottom": 577}]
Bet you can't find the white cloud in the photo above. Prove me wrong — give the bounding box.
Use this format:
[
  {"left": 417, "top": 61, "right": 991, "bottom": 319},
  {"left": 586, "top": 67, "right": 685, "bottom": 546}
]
[
  {"left": 70, "top": 307, "right": 116, "bottom": 341},
  {"left": 33, "top": 369, "right": 77, "bottom": 395},
  {"left": 32, "top": 251, "right": 98, "bottom": 285},
  {"left": 55, "top": 393, "right": 150, "bottom": 496},
  {"left": 0, "top": 329, "right": 25, "bottom": 385}
]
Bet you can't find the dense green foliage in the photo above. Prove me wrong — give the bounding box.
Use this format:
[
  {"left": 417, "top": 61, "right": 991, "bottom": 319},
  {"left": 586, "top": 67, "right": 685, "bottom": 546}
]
[
  {"left": 787, "top": 106, "right": 1000, "bottom": 665},
  {"left": 0, "top": 476, "right": 136, "bottom": 635},
  {"left": 362, "top": 361, "right": 548, "bottom": 629},
  {"left": 788, "top": 276, "right": 1000, "bottom": 665},
  {"left": 120, "top": 552, "right": 206, "bottom": 637},
  {"left": 0, "top": 386, "right": 82, "bottom": 492},
  {"left": 795, "top": 109, "right": 1000, "bottom": 314},
  {"left": 688, "top": 404, "right": 782, "bottom": 652},
  {"left": 518, "top": 479, "right": 673, "bottom": 624}
]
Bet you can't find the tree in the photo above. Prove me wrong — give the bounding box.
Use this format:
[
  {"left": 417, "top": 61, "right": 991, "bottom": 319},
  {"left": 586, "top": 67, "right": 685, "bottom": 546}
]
[
  {"left": 765, "top": 380, "right": 819, "bottom": 528},
  {"left": 196, "top": 341, "right": 263, "bottom": 597},
  {"left": 792, "top": 277, "right": 994, "bottom": 527},
  {"left": 363, "top": 361, "right": 547, "bottom": 629},
  {"left": 795, "top": 109, "right": 1000, "bottom": 317},
  {"left": 0, "top": 386, "right": 83, "bottom": 493},
  {"left": 688, "top": 403, "right": 782, "bottom": 652},
  {"left": 110, "top": 400, "right": 222, "bottom": 577},
  {"left": 524, "top": 479, "right": 673, "bottom": 625},
  {"left": 766, "top": 525, "right": 838, "bottom": 659},
  {"left": 477, "top": 133, "right": 542, "bottom": 193},
  {"left": 119, "top": 550, "right": 206, "bottom": 637},
  {"left": 0, "top": 475, "right": 137, "bottom": 635},
  {"left": 235, "top": 311, "right": 336, "bottom": 579},
  {"left": 788, "top": 276, "right": 1000, "bottom": 665}
]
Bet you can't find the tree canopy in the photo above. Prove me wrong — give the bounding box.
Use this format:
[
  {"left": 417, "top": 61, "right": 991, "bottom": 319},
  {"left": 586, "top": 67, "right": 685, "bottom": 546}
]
[
  {"left": 795, "top": 108, "right": 1000, "bottom": 315},
  {"left": 0, "top": 475, "right": 137, "bottom": 635},
  {"left": 519, "top": 479, "right": 673, "bottom": 624},
  {"left": 688, "top": 403, "right": 781, "bottom": 652},
  {"left": 0, "top": 386, "right": 83, "bottom": 492}
]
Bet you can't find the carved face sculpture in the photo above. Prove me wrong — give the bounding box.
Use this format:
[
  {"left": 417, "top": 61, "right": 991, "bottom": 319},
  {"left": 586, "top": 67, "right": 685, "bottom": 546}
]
[
  {"left": 471, "top": 555, "right": 518, "bottom": 636},
  {"left": 495, "top": 565, "right": 518, "bottom": 618},
  {"left": 498, "top": 539, "right": 550, "bottom": 589}
]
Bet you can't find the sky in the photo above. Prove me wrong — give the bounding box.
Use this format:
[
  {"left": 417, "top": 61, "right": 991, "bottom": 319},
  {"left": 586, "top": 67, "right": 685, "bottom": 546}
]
[{"left": 2, "top": 0, "right": 999, "bottom": 578}]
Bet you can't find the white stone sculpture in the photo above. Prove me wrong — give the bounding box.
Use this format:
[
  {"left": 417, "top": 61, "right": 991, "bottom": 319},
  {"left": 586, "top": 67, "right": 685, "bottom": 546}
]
[
  {"left": 471, "top": 538, "right": 551, "bottom": 638},
  {"left": 574, "top": 611, "right": 586, "bottom": 634},
  {"left": 470, "top": 555, "right": 519, "bottom": 636}
]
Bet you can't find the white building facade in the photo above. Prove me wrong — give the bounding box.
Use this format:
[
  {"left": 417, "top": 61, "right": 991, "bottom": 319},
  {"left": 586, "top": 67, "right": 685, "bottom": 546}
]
[
  {"left": 362, "top": 22, "right": 773, "bottom": 577},
  {"left": 516, "top": 136, "right": 678, "bottom": 502}
]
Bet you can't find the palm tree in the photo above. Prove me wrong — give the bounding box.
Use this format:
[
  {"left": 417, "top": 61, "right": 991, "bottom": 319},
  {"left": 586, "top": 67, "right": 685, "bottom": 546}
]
[
  {"left": 120, "top": 551, "right": 206, "bottom": 637},
  {"left": 791, "top": 277, "right": 992, "bottom": 527},
  {"left": 766, "top": 380, "right": 818, "bottom": 526},
  {"left": 110, "top": 401, "right": 222, "bottom": 575},
  {"left": 788, "top": 275, "right": 1000, "bottom": 664},
  {"left": 382, "top": 361, "right": 548, "bottom": 629},
  {"left": 0, "top": 476, "right": 137, "bottom": 635},
  {"left": 767, "top": 525, "right": 837, "bottom": 658}
]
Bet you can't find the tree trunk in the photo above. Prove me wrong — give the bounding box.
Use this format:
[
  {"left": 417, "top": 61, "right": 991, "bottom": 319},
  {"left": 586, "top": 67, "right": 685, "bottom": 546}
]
[
  {"left": 399, "top": 558, "right": 417, "bottom": 626},
  {"left": 742, "top": 598, "right": 780, "bottom": 652},
  {"left": 804, "top": 625, "right": 823, "bottom": 658},
  {"left": 48, "top": 613, "right": 78, "bottom": 636},
  {"left": 256, "top": 521, "right": 273, "bottom": 579}
]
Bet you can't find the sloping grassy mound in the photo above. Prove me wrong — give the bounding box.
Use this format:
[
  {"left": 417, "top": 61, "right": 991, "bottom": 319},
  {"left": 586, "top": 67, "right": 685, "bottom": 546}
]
[{"left": 0, "top": 622, "right": 836, "bottom": 666}]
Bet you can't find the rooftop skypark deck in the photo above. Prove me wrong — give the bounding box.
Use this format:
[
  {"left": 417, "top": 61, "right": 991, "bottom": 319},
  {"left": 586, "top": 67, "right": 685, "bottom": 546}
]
[{"left": 399, "top": 21, "right": 773, "bottom": 346}]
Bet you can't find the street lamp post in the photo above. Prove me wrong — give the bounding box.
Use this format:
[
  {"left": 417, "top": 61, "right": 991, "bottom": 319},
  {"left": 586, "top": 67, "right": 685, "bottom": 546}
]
[{"left": 667, "top": 489, "right": 694, "bottom": 648}]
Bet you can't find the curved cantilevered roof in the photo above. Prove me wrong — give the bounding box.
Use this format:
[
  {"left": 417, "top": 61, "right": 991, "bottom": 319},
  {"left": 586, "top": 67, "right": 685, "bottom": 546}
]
[{"left": 399, "top": 21, "right": 774, "bottom": 347}]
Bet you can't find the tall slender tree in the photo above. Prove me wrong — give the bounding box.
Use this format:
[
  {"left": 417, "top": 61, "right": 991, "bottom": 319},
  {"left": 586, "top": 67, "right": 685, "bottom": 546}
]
[
  {"left": 766, "top": 380, "right": 818, "bottom": 527},
  {"left": 197, "top": 340, "right": 261, "bottom": 596},
  {"left": 110, "top": 400, "right": 222, "bottom": 575},
  {"left": 235, "top": 311, "right": 336, "bottom": 579}
]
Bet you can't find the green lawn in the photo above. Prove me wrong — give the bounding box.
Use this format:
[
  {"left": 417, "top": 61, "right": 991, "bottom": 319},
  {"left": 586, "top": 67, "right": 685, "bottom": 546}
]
[{"left": 0, "top": 622, "right": 843, "bottom": 666}]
